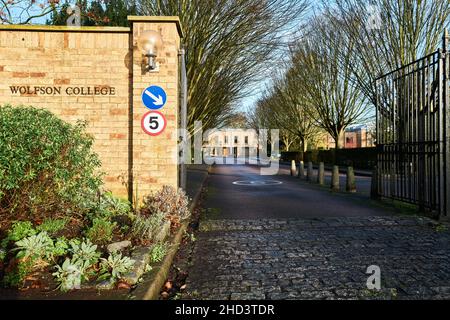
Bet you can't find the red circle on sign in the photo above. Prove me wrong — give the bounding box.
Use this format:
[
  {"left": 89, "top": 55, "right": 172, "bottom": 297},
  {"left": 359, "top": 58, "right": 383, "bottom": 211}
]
[{"left": 141, "top": 111, "right": 167, "bottom": 136}]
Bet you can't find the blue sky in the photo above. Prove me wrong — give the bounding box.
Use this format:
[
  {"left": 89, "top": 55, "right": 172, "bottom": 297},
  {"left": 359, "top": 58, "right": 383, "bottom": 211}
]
[{"left": 238, "top": 1, "right": 318, "bottom": 114}]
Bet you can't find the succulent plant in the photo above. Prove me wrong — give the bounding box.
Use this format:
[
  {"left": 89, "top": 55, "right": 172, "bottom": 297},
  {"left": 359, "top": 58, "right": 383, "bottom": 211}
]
[
  {"left": 69, "top": 239, "right": 100, "bottom": 266},
  {"left": 53, "top": 258, "right": 90, "bottom": 292},
  {"left": 100, "top": 252, "right": 134, "bottom": 281},
  {"left": 15, "top": 232, "right": 53, "bottom": 261}
]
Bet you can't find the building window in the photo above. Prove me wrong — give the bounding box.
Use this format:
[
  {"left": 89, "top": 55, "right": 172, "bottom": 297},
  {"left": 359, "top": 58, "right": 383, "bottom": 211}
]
[
  {"left": 224, "top": 136, "right": 228, "bottom": 144},
  {"left": 245, "top": 136, "right": 248, "bottom": 144},
  {"left": 346, "top": 137, "right": 353, "bottom": 144},
  {"left": 234, "top": 136, "right": 238, "bottom": 144}
]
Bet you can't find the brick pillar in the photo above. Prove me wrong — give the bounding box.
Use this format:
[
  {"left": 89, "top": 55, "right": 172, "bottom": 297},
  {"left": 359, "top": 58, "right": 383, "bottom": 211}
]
[{"left": 128, "top": 16, "right": 183, "bottom": 202}]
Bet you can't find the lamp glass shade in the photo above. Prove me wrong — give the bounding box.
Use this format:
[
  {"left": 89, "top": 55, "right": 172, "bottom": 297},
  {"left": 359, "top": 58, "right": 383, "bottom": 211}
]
[{"left": 138, "top": 30, "right": 163, "bottom": 55}]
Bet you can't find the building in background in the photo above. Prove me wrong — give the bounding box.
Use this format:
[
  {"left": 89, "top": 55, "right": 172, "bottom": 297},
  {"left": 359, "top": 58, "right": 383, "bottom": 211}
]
[
  {"left": 316, "top": 125, "right": 375, "bottom": 150},
  {"left": 344, "top": 125, "right": 375, "bottom": 149},
  {"left": 204, "top": 129, "right": 259, "bottom": 158}
]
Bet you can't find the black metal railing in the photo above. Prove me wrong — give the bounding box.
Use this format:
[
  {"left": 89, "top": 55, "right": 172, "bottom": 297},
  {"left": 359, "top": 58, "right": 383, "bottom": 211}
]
[{"left": 375, "top": 31, "right": 449, "bottom": 218}]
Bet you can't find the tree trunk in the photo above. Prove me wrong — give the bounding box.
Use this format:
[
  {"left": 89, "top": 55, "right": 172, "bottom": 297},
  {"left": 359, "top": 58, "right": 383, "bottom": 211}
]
[
  {"left": 299, "top": 137, "right": 307, "bottom": 153},
  {"left": 299, "top": 137, "right": 306, "bottom": 161},
  {"left": 334, "top": 130, "right": 344, "bottom": 149},
  {"left": 333, "top": 130, "right": 345, "bottom": 164}
]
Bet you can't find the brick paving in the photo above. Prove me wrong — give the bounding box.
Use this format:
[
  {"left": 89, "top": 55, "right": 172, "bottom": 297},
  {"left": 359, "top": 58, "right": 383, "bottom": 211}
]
[{"left": 184, "top": 216, "right": 450, "bottom": 300}]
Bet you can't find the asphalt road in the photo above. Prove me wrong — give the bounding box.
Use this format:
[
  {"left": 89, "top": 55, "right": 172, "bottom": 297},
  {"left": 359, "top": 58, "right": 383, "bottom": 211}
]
[
  {"left": 185, "top": 163, "right": 450, "bottom": 300},
  {"left": 203, "top": 164, "right": 390, "bottom": 219}
]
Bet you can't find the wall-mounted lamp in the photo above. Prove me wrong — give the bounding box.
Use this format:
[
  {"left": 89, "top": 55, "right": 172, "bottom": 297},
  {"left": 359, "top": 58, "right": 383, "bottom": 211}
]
[{"left": 138, "top": 30, "right": 163, "bottom": 72}]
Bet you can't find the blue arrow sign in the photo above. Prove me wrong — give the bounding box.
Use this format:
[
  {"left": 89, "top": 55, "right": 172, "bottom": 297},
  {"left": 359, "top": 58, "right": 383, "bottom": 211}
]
[{"left": 141, "top": 85, "right": 167, "bottom": 110}]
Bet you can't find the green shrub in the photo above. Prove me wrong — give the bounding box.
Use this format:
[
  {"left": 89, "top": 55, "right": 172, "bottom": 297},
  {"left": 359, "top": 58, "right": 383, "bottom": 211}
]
[
  {"left": 53, "top": 258, "right": 90, "bottom": 292},
  {"left": 51, "top": 238, "right": 101, "bottom": 291},
  {"left": 99, "top": 252, "right": 134, "bottom": 281},
  {"left": 131, "top": 212, "right": 166, "bottom": 242},
  {"left": 100, "top": 193, "right": 131, "bottom": 216},
  {"left": 51, "top": 237, "right": 70, "bottom": 258},
  {"left": 68, "top": 239, "right": 100, "bottom": 268},
  {"left": 149, "top": 243, "right": 167, "bottom": 263},
  {"left": 1, "top": 221, "right": 36, "bottom": 248},
  {"left": 2, "top": 258, "right": 34, "bottom": 288},
  {"left": 85, "top": 218, "right": 116, "bottom": 245},
  {"left": 36, "top": 218, "right": 68, "bottom": 236},
  {"left": 15, "top": 232, "right": 54, "bottom": 262},
  {"left": 88, "top": 192, "right": 132, "bottom": 221},
  {"left": 0, "top": 105, "right": 103, "bottom": 221}
]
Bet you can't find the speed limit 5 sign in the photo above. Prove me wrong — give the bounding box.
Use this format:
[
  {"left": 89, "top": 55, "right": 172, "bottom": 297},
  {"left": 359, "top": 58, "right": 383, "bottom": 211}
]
[{"left": 141, "top": 111, "right": 167, "bottom": 136}]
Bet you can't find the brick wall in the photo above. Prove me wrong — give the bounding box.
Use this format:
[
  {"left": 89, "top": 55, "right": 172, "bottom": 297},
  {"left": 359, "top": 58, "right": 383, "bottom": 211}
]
[
  {"left": 0, "top": 17, "right": 182, "bottom": 202},
  {"left": 130, "top": 17, "right": 180, "bottom": 200}
]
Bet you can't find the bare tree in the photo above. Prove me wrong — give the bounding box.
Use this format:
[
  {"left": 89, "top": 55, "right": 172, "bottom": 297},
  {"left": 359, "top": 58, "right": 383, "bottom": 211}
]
[
  {"left": 321, "top": 0, "right": 450, "bottom": 106},
  {"left": 250, "top": 98, "right": 300, "bottom": 152},
  {"left": 256, "top": 69, "right": 320, "bottom": 153},
  {"left": 291, "top": 16, "right": 370, "bottom": 150},
  {"left": 138, "top": 0, "right": 310, "bottom": 133},
  {"left": 279, "top": 130, "right": 299, "bottom": 152}
]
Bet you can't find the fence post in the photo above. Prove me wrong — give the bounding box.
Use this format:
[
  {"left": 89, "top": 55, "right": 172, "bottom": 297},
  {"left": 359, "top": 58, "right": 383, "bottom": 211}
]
[
  {"left": 290, "top": 160, "right": 297, "bottom": 176},
  {"left": 346, "top": 166, "right": 356, "bottom": 193},
  {"left": 331, "top": 165, "right": 340, "bottom": 192},
  {"left": 317, "top": 162, "right": 325, "bottom": 185},
  {"left": 444, "top": 29, "right": 450, "bottom": 219},
  {"left": 371, "top": 165, "right": 379, "bottom": 199},
  {"left": 307, "top": 162, "right": 314, "bottom": 182}
]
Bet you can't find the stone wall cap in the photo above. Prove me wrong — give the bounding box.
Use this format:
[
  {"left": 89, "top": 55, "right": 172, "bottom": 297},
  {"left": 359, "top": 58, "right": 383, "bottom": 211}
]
[
  {"left": 127, "top": 16, "right": 184, "bottom": 38},
  {"left": 0, "top": 24, "right": 130, "bottom": 33}
]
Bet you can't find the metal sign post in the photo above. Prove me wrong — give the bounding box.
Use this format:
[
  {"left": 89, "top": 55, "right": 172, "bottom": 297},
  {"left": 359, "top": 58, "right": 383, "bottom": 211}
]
[
  {"left": 443, "top": 30, "right": 450, "bottom": 219},
  {"left": 179, "top": 48, "right": 188, "bottom": 191}
]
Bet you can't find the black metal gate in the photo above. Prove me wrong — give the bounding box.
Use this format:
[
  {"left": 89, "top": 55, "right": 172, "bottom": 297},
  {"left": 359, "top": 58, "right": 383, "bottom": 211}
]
[{"left": 375, "top": 32, "right": 449, "bottom": 218}]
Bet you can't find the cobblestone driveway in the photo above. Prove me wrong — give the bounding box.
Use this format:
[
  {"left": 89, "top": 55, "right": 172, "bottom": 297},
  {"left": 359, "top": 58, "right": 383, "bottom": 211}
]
[{"left": 184, "top": 216, "right": 450, "bottom": 300}]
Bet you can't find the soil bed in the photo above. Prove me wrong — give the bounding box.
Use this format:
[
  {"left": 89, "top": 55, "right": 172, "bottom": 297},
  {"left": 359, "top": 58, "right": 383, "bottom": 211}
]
[{"left": 159, "top": 183, "right": 208, "bottom": 300}]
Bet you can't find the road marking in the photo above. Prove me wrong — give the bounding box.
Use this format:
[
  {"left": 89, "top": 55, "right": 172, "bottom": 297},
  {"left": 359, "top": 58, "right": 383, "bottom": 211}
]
[{"left": 232, "top": 180, "right": 283, "bottom": 186}]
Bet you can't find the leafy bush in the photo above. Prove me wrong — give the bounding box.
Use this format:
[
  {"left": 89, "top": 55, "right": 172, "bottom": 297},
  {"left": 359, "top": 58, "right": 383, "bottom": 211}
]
[
  {"left": 52, "top": 237, "right": 70, "bottom": 258},
  {"left": 5, "top": 232, "right": 56, "bottom": 285},
  {"left": 100, "top": 193, "right": 131, "bottom": 217},
  {"left": 1, "top": 221, "right": 36, "bottom": 248},
  {"left": 53, "top": 258, "right": 90, "bottom": 292},
  {"left": 87, "top": 192, "right": 132, "bottom": 222},
  {"left": 131, "top": 212, "right": 166, "bottom": 242},
  {"left": 85, "top": 218, "right": 116, "bottom": 245},
  {"left": 36, "top": 218, "right": 68, "bottom": 236},
  {"left": 52, "top": 239, "right": 102, "bottom": 291},
  {"left": 2, "top": 232, "right": 70, "bottom": 288},
  {"left": 141, "top": 186, "right": 191, "bottom": 225},
  {"left": 0, "top": 105, "right": 103, "bottom": 221},
  {"left": 149, "top": 243, "right": 167, "bottom": 263},
  {"left": 2, "top": 258, "right": 35, "bottom": 288},
  {"left": 69, "top": 239, "right": 100, "bottom": 266},
  {"left": 15, "top": 232, "right": 54, "bottom": 262}
]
